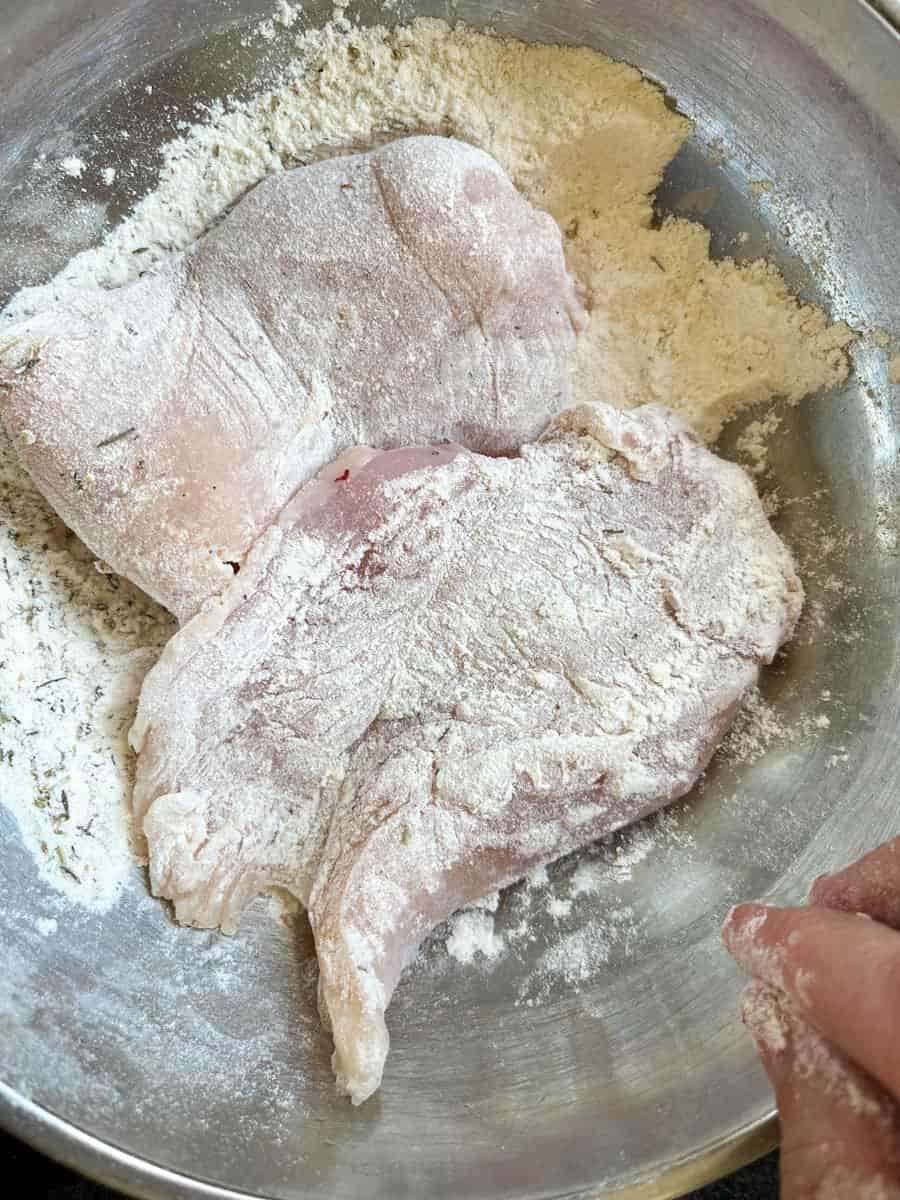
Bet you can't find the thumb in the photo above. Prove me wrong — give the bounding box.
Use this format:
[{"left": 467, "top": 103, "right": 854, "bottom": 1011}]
[{"left": 742, "top": 982, "right": 900, "bottom": 1200}]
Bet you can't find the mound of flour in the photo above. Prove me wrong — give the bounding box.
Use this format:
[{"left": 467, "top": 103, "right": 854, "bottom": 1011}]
[
  {"left": 0, "top": 14, "right": 852, "bottom": 909},
  {"left": 3, "top": 17, "right": 852, "bottom": 440}
]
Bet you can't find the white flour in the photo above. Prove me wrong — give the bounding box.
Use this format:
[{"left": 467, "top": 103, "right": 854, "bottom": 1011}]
[
  {"left": 58, "top": 157, "right": 86, "bottom": 180},
  {"left": 441, "top": 814, "right": 690, "bottom": 997},
  {"left": 0, "top": 425, "right": 174, "bottom": 907},
  {"left": 742, "top": 982, "right": 891, "bottom": 1121},
  {"left": 446, "top": 911, "right": 506, "bottom": 965},
  {"left": 0, "top": 14, "right": 851, "bottom": 925}
]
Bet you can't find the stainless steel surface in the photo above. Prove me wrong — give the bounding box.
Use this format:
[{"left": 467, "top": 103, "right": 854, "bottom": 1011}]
[{"left": 1, "top": 2, "right": 898, "bottom": 1198}]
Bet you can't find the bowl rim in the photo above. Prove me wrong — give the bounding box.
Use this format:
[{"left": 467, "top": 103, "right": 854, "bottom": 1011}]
[
  {"left": 1, "top": 0, "right": 897, "bottom": 1196},
  {"left": 0, "top": 1081, "right": 778, "bottom": 1200}
]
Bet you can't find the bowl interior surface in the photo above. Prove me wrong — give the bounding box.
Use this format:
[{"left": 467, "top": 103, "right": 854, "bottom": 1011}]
[{"left": 0, "top": 2, "right": 898, "bottom": 1198}]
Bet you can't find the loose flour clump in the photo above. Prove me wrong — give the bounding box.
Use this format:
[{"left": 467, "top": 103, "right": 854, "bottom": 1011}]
[
  {"left": 439, "top": 812, "right": 693, "bottom": 1002},
  {"left": 59, "top": 157, "right": 86, "bottom": 180},
  {"left": 719, "top": 688, "right": 789, "bottom": 766},
  {"left": 735, "top": 408, "right": 783, "bottom": 477},
  {"left": 445, "top": 911, "right": 506, "bottom": 965}
]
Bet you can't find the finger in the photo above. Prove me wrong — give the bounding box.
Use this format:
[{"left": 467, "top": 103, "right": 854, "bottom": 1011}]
[
  {"left": 742, "top": 982, "right": 900, "bottom": 1200},
  {"left": 723, "top": 902, "right": 900, "bottom": 1102},
  {"left": 811, "top": 837, "right": 900, "bottom": 929}
]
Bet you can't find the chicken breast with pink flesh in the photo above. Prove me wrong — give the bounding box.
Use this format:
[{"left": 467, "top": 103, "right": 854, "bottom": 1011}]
[
  {"left": 130, "top": 401, "right": 802, "bottom": 1104},
  {"left": 0, "top": 136, "right": 584, "bottom": 620}
]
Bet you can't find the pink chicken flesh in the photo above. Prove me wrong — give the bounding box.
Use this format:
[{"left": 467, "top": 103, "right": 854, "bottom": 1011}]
[
  {"left": 130, "top": 401, "right": 803, "bottom": 1104},
  {"left": 0, "top": 136, "right": 584, "bottom": 620}
]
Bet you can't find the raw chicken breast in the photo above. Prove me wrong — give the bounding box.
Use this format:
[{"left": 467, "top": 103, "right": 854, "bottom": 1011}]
[
  {"left": 0, "top": 136, "right": 584, "bottom": 620},
  {"left": 131, "top": 401, "right": 802, "bottom": 1104}
]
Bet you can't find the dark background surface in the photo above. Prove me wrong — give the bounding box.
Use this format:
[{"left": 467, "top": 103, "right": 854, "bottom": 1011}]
[{"left": 1, "top": 1131, "right": 779, "bottom": 1198}]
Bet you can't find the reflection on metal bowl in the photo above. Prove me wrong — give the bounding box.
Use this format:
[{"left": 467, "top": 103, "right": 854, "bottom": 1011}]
[{"left": 0, "top": 2, "right": 898, "bottom": 1197}]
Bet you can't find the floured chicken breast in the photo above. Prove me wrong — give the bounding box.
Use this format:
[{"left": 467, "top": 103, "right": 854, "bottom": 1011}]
[
  {"left": 0, "top": 136, "right": 584, "bottom": 620},
  {"left": 130, "top": 401, "right": 802, "bottom": 1104}
]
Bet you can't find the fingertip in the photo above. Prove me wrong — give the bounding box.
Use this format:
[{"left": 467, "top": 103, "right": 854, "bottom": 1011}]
[
  {"left": 721, "top": 901, "right": 772, "bottom": 948},
  {"left": 807, "top": 839, "right": 900, "bottom": 930}
]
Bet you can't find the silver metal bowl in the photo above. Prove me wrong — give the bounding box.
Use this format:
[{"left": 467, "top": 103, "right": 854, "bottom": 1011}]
[{"left": 1, "top": 2, "right": 899, "bottom": 1197}]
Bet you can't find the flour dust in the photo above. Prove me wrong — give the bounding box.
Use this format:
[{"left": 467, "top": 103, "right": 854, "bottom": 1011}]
[{"left": 0, "top": 6, "right": 859, "bottom": 987}]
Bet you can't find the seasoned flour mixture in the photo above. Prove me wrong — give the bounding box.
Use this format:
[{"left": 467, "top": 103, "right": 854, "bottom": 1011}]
[
  {"left": 0, "top": 15, "right": 850, "bottom": 906},
  {"left": 0, "top": 429, "right": 174, "bottom": 907}
]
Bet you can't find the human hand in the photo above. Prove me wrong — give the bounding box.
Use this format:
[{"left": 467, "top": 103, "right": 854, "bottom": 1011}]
[{"left": 722, "top": 837, "right": 900, "bottom": 1200}]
